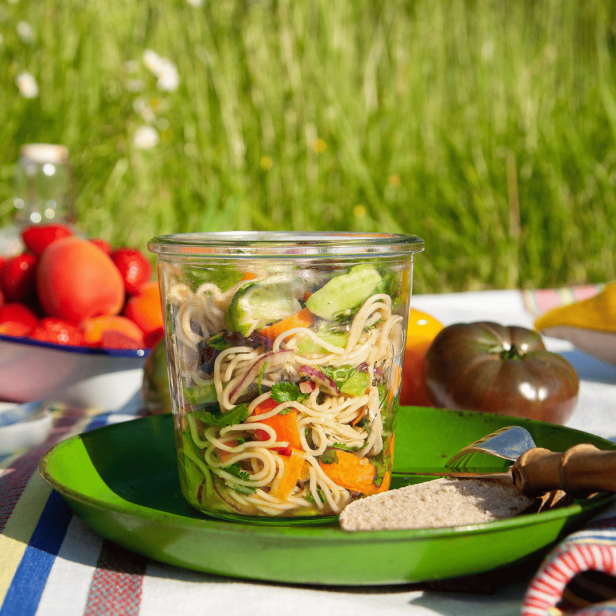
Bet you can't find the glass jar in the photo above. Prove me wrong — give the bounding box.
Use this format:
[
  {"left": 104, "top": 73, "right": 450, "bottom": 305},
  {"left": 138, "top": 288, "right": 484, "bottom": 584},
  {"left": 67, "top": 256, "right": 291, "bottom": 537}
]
[
  {"left": 0, "top": 144, "right": 75, "bottom": 256},
  {"left": 13, "top": 143, "right": 74, "bottom": 225},
  {"left": 148, "top": 232, "right": 424, "bottom": 522}
]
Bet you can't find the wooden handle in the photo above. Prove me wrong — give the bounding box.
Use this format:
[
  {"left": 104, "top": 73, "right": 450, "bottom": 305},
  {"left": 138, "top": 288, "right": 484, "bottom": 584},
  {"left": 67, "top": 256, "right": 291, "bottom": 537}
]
[{"left": 512, "top": 444, "right": 616, "bottom": 498}]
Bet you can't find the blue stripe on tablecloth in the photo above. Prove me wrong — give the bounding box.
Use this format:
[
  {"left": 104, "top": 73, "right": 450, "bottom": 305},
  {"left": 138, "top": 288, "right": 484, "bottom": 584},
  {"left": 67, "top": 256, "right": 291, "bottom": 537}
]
[
  {"left": 0, "top": 490, "right": 73, "bottom": 616},
  {"left": 0, "top": 411, "right": 116, "bottom": 616},
  {"left": 85, "top": 412, "right": 113, "bottom": 432}
]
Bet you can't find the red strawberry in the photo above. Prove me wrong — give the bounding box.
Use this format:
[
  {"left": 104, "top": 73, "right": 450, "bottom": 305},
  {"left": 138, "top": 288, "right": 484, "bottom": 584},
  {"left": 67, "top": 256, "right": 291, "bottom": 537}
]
[
  {"left": 90, "top": 238, "right": 112, "bottom": 256},
  {"left": 1, "top": 253, "right": 37, "bottom": 303},
  {"left": 111, "top": 248, "right": 152, "bottom": 296},
  {"left": 21, "top": 223, "right": 73, "bottom": 257},
  {"left": 144, "top": 327, "right": 164, "bottom": 348},
  {"left": 30, "top": 317, "right": 84, "bottom": 346},
  {"left": 0, "top": 256, "right": 6, "bottom": 309},
  {"left": 0, "top": 303, "right": 38, "bottom": 336}
]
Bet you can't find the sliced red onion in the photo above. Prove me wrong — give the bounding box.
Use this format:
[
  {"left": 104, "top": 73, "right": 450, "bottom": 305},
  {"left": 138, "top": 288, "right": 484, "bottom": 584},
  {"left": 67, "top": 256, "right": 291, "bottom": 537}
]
[
  {"left": 299, "top": 380, "right": 315, "bottom": 394},
  {"left": 246, "top": 332, "right": 274, "bottom": 349},
  {"left": 358, "top": 362, "right": 382, "bottom": 378},
  {"left": 199, "top": 344, "right": 217, "bottom": 374},
  {"left": 229, "top": 350, "right": 292, "bottom": 403},
  {"left": 298, "top": 365, "right": 340, "bottom": 395}
]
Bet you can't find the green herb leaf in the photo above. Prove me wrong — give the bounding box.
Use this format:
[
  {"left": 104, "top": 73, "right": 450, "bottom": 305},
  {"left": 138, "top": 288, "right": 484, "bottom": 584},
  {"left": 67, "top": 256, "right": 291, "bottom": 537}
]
[
  {"left": 206, "top": 331, "right": 248, "bottom": 351},
  {"left": 332, "top": 442, "right": 359, "bottom": 452},
  {"left": 196, "top": 404, "right": 249, "bottom": 428},
  {"left": 305, "top": 487, "right": 326, "bottom": 504},
  {"left": 224, "top": 462, "right": 251, "bottom": 481},
  {"left": 222, "top": 463, "right": 256, "bottom": 494},
  {"left": 378, "top": 384, "right": 387, "bottom": 406},
  {"left": 271, "top": 381, "right": 301, "bottom": 402},
  {"left": 372, "top": 455, "right": 388, "bottom": 487},
  {"left": 206, "top": 332, "right": 231, "bottom": 351},
  {"left": 257, "top": 361, "right": 269, "bottom": 395},
  {"left": 183, "top": 382, "right": 217, "bottom": 405},
  {"left": 320, "top": 448, "right": 339, "bottom": 464}
]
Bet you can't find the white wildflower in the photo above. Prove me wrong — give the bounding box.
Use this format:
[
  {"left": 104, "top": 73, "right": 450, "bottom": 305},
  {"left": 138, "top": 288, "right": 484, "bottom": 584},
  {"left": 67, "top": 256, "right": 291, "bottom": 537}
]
[
  {"left": 143, "top": 49, "right": 163, "bottom": 74},
  {"left": 187, "top": 0, "right": 203, "bottom": 6},
  {"left": 143, "top": 49, "right": 179, "bottom": 92},
  {"left": 16, "top": 72, "right": 39, "bottom": 99},
  {"left": 156, "top": 59, "right": 179, "bottom": 91},
  {"left": 133, "top": 126, "right": 159, "bottom": 150},
  {"left": 16, "top": 21, "right": 33, "bottom": 43}
]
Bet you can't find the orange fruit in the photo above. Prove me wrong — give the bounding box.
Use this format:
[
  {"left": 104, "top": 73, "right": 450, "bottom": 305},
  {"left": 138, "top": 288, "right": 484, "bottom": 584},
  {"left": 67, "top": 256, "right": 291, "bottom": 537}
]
[
  {"left": 123, "top": 281, "right": 164, "bottom": 347},
  {"left": 36, "top": 237, "right": 125, "bottom": 322},
  {"left": 399, "top": 308, "right": 444, "bottom": 407},
  {"left": 82, "top": 315, "right": 145, "bottom": 348}
]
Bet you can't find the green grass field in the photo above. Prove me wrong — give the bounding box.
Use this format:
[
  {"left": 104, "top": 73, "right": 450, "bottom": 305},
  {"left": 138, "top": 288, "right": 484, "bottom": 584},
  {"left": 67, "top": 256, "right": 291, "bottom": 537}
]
[{"left": 0, "top": 0, "right": 615, "bottom": 293}]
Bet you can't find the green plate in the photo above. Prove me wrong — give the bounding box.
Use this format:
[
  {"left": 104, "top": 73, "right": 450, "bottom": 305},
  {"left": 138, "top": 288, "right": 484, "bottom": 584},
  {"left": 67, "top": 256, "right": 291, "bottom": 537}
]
[{"left": 39, "top": 407, "right": 616, "bottom": 586}]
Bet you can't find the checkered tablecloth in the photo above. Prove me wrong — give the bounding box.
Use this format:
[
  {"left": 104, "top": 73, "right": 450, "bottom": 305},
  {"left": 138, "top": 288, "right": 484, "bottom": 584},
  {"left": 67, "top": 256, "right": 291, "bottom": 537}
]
[{"left": 2, "top": 288, "right": 616, "bottom": 616}]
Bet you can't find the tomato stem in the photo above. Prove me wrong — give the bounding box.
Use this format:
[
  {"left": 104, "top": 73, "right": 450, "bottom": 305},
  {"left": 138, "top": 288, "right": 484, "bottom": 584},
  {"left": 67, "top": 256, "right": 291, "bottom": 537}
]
[{"left": 500, "top": 344, "right": 523, "bottom": 361}]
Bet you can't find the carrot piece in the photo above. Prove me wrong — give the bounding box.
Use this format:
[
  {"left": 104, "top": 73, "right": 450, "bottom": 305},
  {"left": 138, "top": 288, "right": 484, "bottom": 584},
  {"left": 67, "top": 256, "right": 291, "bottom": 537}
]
[
  {"left": 351, "top": 405, "right": 366, "bottom": 426},
  {"left": 254, "top": 398, "right": 303, "bottom": 455},
  {"left": 278, "top": 452, "right": 310, "bottom": 481},
  {"left": 299, "top": 460, "right": 311, "bottom": 482},
  {"left": 319, "top": 449, "right": 389, "bottom": 495},
  {"left": 379, "top": 471, "right": 391, "bottom": 493},
  {"left": 257, "top": 307, "right": 315, "bottom": 342},
  {"left": 271, "top": 449, "right": 305, "bottom": 501}
]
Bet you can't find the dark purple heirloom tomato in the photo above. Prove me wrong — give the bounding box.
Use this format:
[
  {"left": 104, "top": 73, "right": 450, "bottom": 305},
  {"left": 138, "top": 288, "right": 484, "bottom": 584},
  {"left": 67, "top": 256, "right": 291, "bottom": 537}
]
[{"left": 424, "top": 322, "right": 579, "bottom": 424}]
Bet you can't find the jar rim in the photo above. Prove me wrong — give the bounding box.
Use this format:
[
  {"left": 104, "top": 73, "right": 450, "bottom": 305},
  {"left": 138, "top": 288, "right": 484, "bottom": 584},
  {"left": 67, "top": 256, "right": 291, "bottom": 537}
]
[{"left": 148, "top": 231, "right": 424, "bottom": 258}]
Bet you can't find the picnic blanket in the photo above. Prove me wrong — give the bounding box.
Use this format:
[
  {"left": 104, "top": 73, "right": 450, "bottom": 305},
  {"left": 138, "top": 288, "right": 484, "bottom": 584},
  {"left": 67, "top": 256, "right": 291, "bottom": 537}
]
[{"left": 2, "top": 286, "right": 616, "bottom": 616}]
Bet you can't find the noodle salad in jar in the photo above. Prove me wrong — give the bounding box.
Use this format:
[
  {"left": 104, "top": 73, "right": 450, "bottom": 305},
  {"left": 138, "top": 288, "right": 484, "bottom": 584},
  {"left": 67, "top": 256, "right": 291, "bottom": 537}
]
[{"left": 149, "top": 233, "right": 423, "bottom": 520}]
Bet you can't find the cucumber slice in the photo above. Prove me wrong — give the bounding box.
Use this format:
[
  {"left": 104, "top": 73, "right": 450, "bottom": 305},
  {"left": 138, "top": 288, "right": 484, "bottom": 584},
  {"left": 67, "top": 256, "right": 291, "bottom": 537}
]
[
  {"left": 339, "top": 370, "right": 370, "bottom": 396},
  {"left": 296, "top": 331, "right": 349, "bottom": 355},
  {"left": 225, "top": 275, "right": 306, "bottom": 335},
  {"left": 185, "top": 267, "right": 245, "bottom": 293},
  {"left": 306, "top": 264, "right": 382, "bottom": 320}
]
